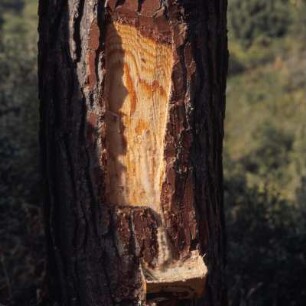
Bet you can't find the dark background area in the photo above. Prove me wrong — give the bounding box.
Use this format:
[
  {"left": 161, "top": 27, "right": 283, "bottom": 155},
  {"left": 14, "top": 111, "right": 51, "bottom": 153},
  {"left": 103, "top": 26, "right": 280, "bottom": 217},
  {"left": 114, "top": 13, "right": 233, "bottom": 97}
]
[
  {"left": 0, "top": 0, "right": 44, "bottom": 305},
  {"left": 0, "top": 0, "right": 305, "bottom": 305}
]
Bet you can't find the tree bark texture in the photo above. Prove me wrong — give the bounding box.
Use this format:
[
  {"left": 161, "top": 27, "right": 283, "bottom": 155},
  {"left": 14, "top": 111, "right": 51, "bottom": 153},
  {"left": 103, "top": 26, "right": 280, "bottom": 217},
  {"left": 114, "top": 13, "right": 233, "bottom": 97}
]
[{"left": 38, "top": 0, "right": 228, "bottom": 305}]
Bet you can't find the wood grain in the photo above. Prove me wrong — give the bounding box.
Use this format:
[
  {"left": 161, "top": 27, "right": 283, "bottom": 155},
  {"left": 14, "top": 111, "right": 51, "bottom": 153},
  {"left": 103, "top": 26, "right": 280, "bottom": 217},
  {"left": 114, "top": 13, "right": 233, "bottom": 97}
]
[{"left": 105, "top": 21, "right": 173, "bottom": 212}]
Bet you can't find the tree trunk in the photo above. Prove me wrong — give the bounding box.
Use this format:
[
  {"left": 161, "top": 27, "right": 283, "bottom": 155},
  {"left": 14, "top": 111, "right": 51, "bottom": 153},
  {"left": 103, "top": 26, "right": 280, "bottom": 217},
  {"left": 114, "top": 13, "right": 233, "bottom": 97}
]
[{"left": 38, "top": 0, "right": 228, "bottom": 305}]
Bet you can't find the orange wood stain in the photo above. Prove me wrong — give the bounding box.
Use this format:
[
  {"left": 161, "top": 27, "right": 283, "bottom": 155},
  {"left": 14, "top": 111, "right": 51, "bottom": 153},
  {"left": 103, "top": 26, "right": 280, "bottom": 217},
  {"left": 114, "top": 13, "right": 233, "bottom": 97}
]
[
  {"left": 135, "top": 119, "right": 149, "bottom": 135},
  {"left": 104, "top": 22, "right": 173, "bottom": 210}
]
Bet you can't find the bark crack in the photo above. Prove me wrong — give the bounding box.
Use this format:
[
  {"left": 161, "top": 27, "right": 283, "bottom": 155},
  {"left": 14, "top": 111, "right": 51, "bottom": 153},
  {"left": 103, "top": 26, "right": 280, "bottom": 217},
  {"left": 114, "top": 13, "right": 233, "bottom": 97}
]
[{"left": 73, "top": 0, "right": 85, "bottom": 63}]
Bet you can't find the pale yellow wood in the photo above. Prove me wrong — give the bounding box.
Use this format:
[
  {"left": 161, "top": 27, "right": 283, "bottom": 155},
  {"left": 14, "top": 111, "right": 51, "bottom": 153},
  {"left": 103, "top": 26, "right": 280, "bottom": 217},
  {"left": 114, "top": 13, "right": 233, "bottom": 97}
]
[{"left": 105, "top": 22, "right": 173, "bottom": 212}]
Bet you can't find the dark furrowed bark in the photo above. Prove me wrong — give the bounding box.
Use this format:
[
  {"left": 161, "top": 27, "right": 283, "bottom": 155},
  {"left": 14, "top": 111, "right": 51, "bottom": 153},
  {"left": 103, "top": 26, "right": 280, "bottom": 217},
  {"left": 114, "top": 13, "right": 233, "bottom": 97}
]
[{"left": 39, "top": 1, "right": 228, "bottom": 305}]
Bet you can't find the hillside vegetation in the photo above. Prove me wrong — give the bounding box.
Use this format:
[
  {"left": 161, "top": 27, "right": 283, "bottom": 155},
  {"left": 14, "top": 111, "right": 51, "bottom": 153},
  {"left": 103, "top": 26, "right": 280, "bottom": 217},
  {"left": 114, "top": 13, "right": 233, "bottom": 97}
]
[
  {"left": 0, "top": 0, "right": 305, "bottom": 305},
  {"left": 226, "top": 0, "right": 306, "bottom": 304},
  {"left": 0, "top": 1, "right": 43, "bottom": 305}
]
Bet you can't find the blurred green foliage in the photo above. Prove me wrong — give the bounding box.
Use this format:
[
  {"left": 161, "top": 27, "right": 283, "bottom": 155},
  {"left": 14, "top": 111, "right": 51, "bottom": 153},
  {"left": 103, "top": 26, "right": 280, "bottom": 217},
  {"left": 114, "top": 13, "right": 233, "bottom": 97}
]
[
  {"left": 0, "top": 1, "right": 24, "bottom": 27},
  {"left": 225, "top": 166, "right": 306, "bottom": 305},
  {"left": 228, "top": 0, "right": 291, "bottom": 48},
  {"left": 0, "top": 1, "right": 44, "bottom": 305},
  {"left": 0, "top": 0, "right": 39, "bottom": 204},
  {"left": 226, "top": 0, "right": 306, "bottom": 304}
]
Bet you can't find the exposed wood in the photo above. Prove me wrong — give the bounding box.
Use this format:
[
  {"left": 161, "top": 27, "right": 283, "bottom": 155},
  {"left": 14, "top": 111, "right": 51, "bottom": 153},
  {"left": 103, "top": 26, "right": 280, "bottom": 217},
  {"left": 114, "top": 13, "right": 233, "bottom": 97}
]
[
  {"left": 145, "top": 251, "right": 207, "bottom": 299},
  {"left": 104, "top": 18, "right": 207, "bottom": 298},
  {"left": 105, "top": 21, "right": 172, "bottom": 210},
  {"left": 38, "top": 0, "right": 228, "bottom": 305}
]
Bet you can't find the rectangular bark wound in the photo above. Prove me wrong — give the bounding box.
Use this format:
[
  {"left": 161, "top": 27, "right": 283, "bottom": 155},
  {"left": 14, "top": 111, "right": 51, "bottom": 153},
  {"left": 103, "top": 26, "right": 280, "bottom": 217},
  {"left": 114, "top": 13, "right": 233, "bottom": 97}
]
[
  {"left": 104, "top": 18, "right": 207, "bottom": 300},
  {"left": 105, "top": 21, "right": 172, "bottom": 212}
]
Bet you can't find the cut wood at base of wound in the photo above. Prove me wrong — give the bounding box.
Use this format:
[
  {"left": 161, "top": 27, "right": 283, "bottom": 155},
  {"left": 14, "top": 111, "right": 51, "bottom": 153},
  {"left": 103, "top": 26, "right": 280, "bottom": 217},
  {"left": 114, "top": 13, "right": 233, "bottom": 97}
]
[
  {"left": 144, "top": 251, "right": 207, "bottom": 300},
  {"left": 105, "top": 21, "right": 172, "bottom": 212}
]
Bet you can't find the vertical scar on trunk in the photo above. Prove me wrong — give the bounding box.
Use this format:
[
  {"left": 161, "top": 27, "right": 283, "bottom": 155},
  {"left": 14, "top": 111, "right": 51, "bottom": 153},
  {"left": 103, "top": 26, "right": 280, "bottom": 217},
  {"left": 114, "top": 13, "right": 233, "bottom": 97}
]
[{"left": 103, "top": 17, "right": 207, "bottom": 300}]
